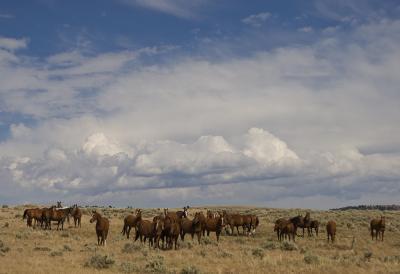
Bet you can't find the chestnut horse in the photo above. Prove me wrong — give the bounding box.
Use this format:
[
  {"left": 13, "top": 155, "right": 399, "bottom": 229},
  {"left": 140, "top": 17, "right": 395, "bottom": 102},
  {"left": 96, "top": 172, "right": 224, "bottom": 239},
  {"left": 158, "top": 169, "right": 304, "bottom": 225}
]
[
  {"left": 90, "top": 211, "right": 109, "bottom": 246},
  {"left": 163, "top": 207, "right": 188, "bottom": 222},
  {"left": 274, "top": 218, "right": 296, "bottom": 241},
  {"left": 326, "top": 220, "right": 336, "bottom": 243},
  {"left": 280, "top": 221, "right": 296, "bottom": 242},
  {"left": 71, "top": 204, "right": 82, "bottom": 228},
  {"left": 121, "top": 209, "right": 140, "bottom": 239},
  {"left": 223, "top": 211, "right": 245, "bottom": 236},
  {"left": 168, "top": 219, "right": 181, "bottom": 250},
  {"left": 23, "top": 208, "right": 43, "bottom": 228},
  {"left": 134, "top": 210, "right": 155, "bottom": 247},
  {"left": 370, "top": 216, "right": 385, "bottom": 241},
  {"left": 180, "top": 212, "right": 202, "bottom": 244},
  {"left": 274, "top": 218, "right": 288, "bottom": 241},
  {"left": 205, "top": 213, "right": 225, "bottom": 241}
]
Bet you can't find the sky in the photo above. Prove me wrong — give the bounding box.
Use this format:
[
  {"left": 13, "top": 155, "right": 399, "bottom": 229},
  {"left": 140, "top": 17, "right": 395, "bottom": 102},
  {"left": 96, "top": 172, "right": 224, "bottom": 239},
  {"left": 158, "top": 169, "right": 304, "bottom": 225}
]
[{"left": 0, "top": 0, "right": 400, "bottom": 209}]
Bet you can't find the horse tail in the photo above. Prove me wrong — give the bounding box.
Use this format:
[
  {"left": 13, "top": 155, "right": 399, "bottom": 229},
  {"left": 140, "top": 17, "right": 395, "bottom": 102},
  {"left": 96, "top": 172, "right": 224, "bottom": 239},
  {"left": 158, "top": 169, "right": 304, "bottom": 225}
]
[
  {"left": 122, "top": 220, "right": 127, "bottom": 235},
  {"left": 23, "top": 209, "right": 28, "bottom": 219}
]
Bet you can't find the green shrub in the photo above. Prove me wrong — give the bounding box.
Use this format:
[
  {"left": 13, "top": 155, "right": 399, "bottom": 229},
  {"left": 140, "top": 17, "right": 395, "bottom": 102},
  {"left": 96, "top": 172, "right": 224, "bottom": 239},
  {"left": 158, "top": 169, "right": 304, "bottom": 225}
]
[
  {"left": 33, "top": 246, "right": 51, "bottom": 251},
  {"left": 50, "top": 251, "right": 63, "bottom": 257},
  {"left": 120, "top": 262, "right": 140, "bottom": 273},
  {"left": 304, "top": 253, "right": 320, "bottom": 264},
  {"left": 262, "top": 241, "right": 277, "bottom": 250},
  {"left": 0, "top": 240, "right": 10, "bottom": 253},
  {"left": 84, "top": 254, "right": 115, "bottom": 269},
  {"left": 280, "top": 241, "right": 298, "bottom": 251},
  {"left": 122, "top": 243, "right": 141, "bottom": 253},
  {"left": 145, "top": 256, "right": 166, "bottom": 273},
  {"left": 63, "top": 245, "right": 72, "bottom": 251},
  {"left": 252, "top": 248, "right": 264, "bottom": 259}
]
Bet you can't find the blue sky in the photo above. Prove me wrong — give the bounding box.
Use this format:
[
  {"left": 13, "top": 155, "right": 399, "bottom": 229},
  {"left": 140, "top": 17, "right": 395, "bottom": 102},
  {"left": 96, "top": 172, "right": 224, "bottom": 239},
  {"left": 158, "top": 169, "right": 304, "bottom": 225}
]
[{"left": 1, "top": 0, "right": 400, "bottom": 208}]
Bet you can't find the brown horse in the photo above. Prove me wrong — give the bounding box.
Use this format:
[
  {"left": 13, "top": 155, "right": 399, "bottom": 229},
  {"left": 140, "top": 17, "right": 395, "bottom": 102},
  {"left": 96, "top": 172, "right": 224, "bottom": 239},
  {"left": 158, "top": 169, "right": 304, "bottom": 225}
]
[
  {"left": 308, "top": 220, "right": 319, "bottom": 237},
  {"left": 90, "top": 211, "right": 109, "bottom": 246},
  {"left": 71, "top": 204, "right": 82, "bottom": 228},
  {"left": 49, "top": 207, "right": 71, "bottom": 230},
  {"left": 326, "top": 220, "right": 336, "bottom": 243},
  {"left": 274, "top": 218, "right": 295, "bottom": 241},
  {"left": 289, "top": 215, "right": 306, "bottom": 237},
  {"left": 23, "top": 208, "right": 43, "bottom": 228},
  {"left": 121, "top": 209, "right": 140, "bottom": 239},
  {"left": 204, "top": 213, "right": 225, "bottom": 241},
  {"left": 196, "top": 211, "right": 207, "bottom": 236},
  {"left": 274, "top": 218, "right": 288, "bottom": 241},
  {"left": 280, "top": 221, "right": 296, "bottom": 242},
  {"left": 250, "top": 215, "right": 260, "bottom": 235},
  {"left": 180, "top": 212, "right": 202, "bottom": 244},
  {"left": 223, "top": 211, "right": 245, "bottom": 236},
  {"left": 163, "top": 207, "right": 188, "bottom": 222},
  {"left": 134, "top": 210, "right": 155, "bottom": 247},
  {"left": 153, "top": 216, "right": 165, "bottom": 249},
  {"left": 370, "top": 216, "right": 385, "bottom": 241},
  {"left": 241, "top": 215, "right": 253, "bottom": 236},
  {"left": 168, "top": 219, "right": 180, "bottom": 250}
]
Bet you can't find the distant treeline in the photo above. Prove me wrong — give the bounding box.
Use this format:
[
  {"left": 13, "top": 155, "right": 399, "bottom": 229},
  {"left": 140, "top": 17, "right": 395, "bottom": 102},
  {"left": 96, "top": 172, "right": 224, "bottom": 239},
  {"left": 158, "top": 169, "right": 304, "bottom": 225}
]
[{"left": 331, "top": 204, "right": 400, "bottom": 211}]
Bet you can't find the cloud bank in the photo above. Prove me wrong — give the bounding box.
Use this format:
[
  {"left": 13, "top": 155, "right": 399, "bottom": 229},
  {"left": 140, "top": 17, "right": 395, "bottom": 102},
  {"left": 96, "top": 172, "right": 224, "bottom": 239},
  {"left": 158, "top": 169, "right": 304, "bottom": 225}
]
[{"left": 1, "top": 17, "right": 400, "bottom": 208}]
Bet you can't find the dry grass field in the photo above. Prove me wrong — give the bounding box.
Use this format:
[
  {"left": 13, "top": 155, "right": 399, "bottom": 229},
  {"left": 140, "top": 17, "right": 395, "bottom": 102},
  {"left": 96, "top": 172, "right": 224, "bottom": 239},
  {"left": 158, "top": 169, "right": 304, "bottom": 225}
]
[{"left": 1, "top": 205, "right": 400, "bottom": 274}]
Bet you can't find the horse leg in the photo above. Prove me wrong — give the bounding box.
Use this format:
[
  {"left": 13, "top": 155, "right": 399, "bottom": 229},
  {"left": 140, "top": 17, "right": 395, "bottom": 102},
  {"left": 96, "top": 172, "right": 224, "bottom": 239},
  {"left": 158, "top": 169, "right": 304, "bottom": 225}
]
[
  {"left": 134, "top": 232, "right": 140, "bottom": 242},
  {"left": 381, "top": 230, "right": 384, "bottom": 241},
  {"left": 127, "top": 226, "right": 131, "bottom": 239},
  {"left": 197, "top": 232, "right": 201, "bottom": 244}
]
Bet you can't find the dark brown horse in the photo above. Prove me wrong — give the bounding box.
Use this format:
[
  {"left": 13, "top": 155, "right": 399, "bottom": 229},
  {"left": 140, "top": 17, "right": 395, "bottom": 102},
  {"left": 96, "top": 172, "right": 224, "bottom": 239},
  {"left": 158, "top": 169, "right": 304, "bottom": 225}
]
[
  {"left": 71, "top": 204, "right": 82, "bottom": 228},
  {"left": 23, "top": 208, "right": 43, "bottom": 228},
  {"left": 168, "top": 219, "right": 180, "bottom": 250},
  {"left": 121, "top": 209, "right": 140, "bottom": 239},
  {"left": 134, "top": 210, "right": 154, "bottom": 247},
  {"left": 274, "top": 218, "right": 296, "bottom": 241},
  {"left": 274, "top": 218, "right": 288, "bottom": 241},
  {"left": 90, "top": 211, "right": 109, "bottom": 246},
  {"left": 180, "top": 212, "right": 202, "bottom": 244},
  {"left": 370, "top": 216, "right": 385, "bottom": 241},
  {"left": 280, "top": 222, "right": 296, "bottom": 242},
  {"left": 289, "top": 215, "right": 306, "bottom": 237},
  {"left": 153, "top": 216, "right": 165, "bottom": 249},
  {"left": 204, "top": 213, "right": 225, "bottom": 241},
  {"left": 308, "top": 220, "right": 319, "bottom": 237},
  {"left": 326, "top": 220, "right": 336, "bottom": 243}
]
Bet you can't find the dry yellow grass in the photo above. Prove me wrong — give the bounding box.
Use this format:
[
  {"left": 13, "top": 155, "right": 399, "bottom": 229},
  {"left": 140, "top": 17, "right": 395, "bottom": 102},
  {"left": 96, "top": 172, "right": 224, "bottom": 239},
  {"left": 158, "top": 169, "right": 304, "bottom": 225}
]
[{"left": 1, "top": 205, "right": 400, "bottom": 274}]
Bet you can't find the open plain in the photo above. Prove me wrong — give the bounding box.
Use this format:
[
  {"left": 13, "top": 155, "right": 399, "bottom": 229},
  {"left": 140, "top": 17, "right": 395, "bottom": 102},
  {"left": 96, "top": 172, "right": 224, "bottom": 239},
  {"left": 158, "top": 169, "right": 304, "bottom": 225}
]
[{"left": 0, "top": 205, "right": 399, "bottom": 274}]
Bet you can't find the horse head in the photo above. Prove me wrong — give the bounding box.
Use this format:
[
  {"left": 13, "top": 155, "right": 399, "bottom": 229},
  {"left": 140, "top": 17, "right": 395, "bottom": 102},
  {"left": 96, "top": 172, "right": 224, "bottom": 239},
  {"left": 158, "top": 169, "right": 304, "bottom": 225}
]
[{"left": 90, "top": 211, "right": 98, "bottom": 223}]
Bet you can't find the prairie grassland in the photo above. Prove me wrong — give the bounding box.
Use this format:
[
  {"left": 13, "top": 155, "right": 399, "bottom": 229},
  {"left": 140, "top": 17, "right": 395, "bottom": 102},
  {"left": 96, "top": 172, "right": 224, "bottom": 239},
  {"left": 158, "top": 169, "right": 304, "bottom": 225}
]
[{"left": 0, "top": 205, "right": 400, "bottom": 274}]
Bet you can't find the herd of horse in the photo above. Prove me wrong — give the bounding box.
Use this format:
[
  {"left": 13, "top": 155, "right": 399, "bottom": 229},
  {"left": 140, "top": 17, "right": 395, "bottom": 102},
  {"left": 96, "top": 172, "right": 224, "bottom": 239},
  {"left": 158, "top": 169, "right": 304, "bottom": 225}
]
[
  {"left": 22, "top": 203, "right": 82, "bottom": 230},
  {"left": 22, "top": 204, "right": 387, "bottom": 249}
]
